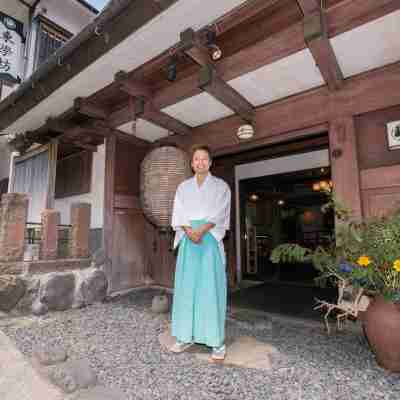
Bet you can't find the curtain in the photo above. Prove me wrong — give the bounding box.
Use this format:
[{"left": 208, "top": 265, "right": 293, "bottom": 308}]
[{"left": 13, "top": 151, "right": 49, "bottom": 223}]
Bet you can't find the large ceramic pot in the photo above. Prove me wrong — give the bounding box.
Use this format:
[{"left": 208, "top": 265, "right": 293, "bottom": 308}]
[{"left": 362, "top": 295, "right": 400, "bottom": 372}]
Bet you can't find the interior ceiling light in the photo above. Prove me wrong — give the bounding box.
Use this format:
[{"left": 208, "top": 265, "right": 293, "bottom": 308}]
[
  {"left": 167, "top": 56, "right": 177, "bottom": 82},
  {"left": 210, "top": 44, "right": 222, "bottom": 61},
  {"left": 313, "top": 180, "right": 333, "bottom": 191},
  {"left": 250, "top": 194, "right": 259, "bottom": 201},
  {"left": 237, "top": 124, "right": 255, "bottom": 140},
  {"left": 206, "top": 29, "right": 222, "bottom": 61}
]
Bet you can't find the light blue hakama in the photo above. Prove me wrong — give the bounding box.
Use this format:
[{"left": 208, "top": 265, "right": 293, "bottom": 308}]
[{"left": 171, "top": 220, "right": 227, "bottom": 348}]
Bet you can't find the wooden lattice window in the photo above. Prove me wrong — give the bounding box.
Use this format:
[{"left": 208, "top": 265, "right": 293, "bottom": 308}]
[
  {"left": 34, "top": 16, "right": 72, "bottom": 68},
  {"left": 55, "top": 151, "right": 92, "bottom": 199}
]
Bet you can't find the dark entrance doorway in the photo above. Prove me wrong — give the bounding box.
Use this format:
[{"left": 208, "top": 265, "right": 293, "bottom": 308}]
[
  {"left": 231, "top": 164, "right": 337, "bottom": 320},
  {"left": 241, "top": 166, "right": 334, "bottom": 285}
]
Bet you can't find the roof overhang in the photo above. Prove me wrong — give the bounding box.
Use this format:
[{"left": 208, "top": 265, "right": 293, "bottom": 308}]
[{"left": 1, "top": 0, "right": 400, "bottom": 150}]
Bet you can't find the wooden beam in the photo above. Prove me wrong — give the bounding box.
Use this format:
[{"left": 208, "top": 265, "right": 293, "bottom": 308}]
[
  {"left": 0, "top": 0, "right": 180, "bottom": 130},
  {"left": 296, "top": 0, "right": 319, "bottom": 15},
  {"left": 115, "top": 71, "right": 153, "bottom": 99},
  {"left": 173, "top": 60, "right": 400, "bottom": 155},
  {"left": 304, "top": 9, "right": 343, "bottom": 90},
  {"left": 198, "top": 65, "right": 254, "bottom": 123},
  {"left": 112, "top": 129, "right": 150, "bottom": 147},
  {"left": 108, "top": 0, "right": 400, "bottom": 128},
  {"left": 46, "top": 117, "right": 111, "bottom": 137},
  {"left": 135, "top": 97, "right": 191, "bottom": 136},
  {"left": 329, "top": 116, "right": 362, "bottom": 221},
  {"left": 74, "top": 97, "right": 108, "bottom": 120},
  {"left": 213, "top": 0, "right": 281, "bottom": 34},
  {"left": 59, "top": 139, "right": 98, "bottom": 152},
  {"left": 180, "top": 28, "right": 213, "bottom": 67},
  {"left": 46, "top": 139, "right": 58, "bottom": 209},
  {"left": 103, "top": 134, "right": 116, "bottom": 285}
]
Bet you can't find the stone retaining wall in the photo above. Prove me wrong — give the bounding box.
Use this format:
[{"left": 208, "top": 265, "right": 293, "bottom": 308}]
[{"left": 0, "top": 261, "right": 108, "bottom": 316}]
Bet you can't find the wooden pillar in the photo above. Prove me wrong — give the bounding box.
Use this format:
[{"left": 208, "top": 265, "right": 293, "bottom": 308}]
[
  {"left": 40, "top": 209, "right": 60, "bottom": 260},
  {"left": 103, "top": 135, "right": 116, "bottom": 276},
  {"left": 329, "top": 116, "right": 362, "bottom": 220},
  {"left": 46, "top": 139, "right": 58, "bottom": 209}
]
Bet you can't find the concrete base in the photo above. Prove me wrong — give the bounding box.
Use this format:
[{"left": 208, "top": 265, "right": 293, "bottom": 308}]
[{"left": 0, "top": 330, "right": 63, "bottom": 400}]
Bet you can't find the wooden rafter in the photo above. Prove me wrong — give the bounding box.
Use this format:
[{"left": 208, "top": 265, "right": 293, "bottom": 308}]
[
  {"left": 44, "top": 117, "right": 110, "bottom": 151},
  {"left": 180, "top": 28, "right": 213, "bottom": 67},
  {"left": 296, "top": 0, "right": 319, "bottom": 15},
  {"left": 198, "top": 65, "right": 254, "bottom": 123},
  {"left": 115, "top": 71, "right": 153, "bottom": 99},
  {"left": 134, "top": 97, "right": 191, "bottom": 136},
  {"left": 74, "top": 97, "right": 108, "bottom": 120},
  {"left": 303, "top": 8, "right": 344, "bottom": 90},
  {"left": 180, "top": 27, "right": 254, "bottom": 124}
]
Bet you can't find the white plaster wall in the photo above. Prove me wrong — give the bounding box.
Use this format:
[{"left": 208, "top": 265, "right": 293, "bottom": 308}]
[
  {"left": 34, "top": 0, "right": 95, "bottom": 36},
  {"left": 0, "top": 139, "right": 11, "bottom": 180},
  {"left": 234, "top": 149, "right": 330, "bottom": 283},
  {"left": 0, "top": 0, "right": 95, "bottom": 94},
  {"left": 0, "top": 0, "right": 29, "bottom": 26},
  {"left": 54, "top": 144, "right": 105, "bottom": 229}
]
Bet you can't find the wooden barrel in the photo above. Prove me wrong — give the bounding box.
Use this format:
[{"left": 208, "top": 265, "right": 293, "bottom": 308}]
[{"left": 140, "top": 146, "right": 191, "bottom": 230}]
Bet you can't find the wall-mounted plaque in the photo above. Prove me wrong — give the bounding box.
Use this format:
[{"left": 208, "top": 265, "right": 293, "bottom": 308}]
[
  {"left": 0, "top": 12, "right": 24, "bottom": 84},
  {"left": 387, "top": 120, "right": 400, "bottom": 151}
]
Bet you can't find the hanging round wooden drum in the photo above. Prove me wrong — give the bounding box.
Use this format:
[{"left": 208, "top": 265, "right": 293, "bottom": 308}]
[{"left": 140, "top": 146, "right": 191, "bottom": 230}]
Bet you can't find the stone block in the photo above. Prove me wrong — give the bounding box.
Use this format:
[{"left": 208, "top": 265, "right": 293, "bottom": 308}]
[
  {"left": 33, "top": 344, "right": 68, "bottom": 366},
  {"left": 66, "top": 386, "right": 126, "bottom": 400},
  {"left": 152, "top": 294, "right": 169, "bottom": 313},
  {"left": 70, "top": 203, "right": 91, "bottom": 259},
  {"left": 31, "top": 299, "right": 49, "bottom": 316},
  {"left": 39, "top": 273, "right": 75, "bottom": 311},
  {"left": 91, "top": 248, "right": 106, "bottom": 268},
  {"left": 45, "top": 358, "right": 97, "bottom": 394},
  {"left": 0, "top": 275, "right": 26, "bottom": 312},
  {"left": 41, "top": 210, "right": 60, "bottom": 260},
  {"left": 15, "top": 277, "right": 40, "bottom": 313},
  {"left": 0, "top": 193, "right": 29, "bottom": 262},
  {"left": 81, "top": 269, "right": 107, "bottom": 305}
]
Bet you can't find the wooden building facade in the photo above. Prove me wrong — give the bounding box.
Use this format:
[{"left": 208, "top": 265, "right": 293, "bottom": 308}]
[{"left": 0, "top": 0, "right": 399, "bottom": 293}]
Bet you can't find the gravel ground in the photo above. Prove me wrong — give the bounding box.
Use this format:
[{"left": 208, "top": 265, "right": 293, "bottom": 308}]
[{"left": 2, "top": 288, "right": 400, "bottom": 400}]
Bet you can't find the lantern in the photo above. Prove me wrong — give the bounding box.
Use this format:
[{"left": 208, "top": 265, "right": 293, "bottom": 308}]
[
  {"left": 237, "top": 124, "right": 255, "bottom": 140},
  {"left": 140, "top": 146, "right": 191, "bottom": 230}
]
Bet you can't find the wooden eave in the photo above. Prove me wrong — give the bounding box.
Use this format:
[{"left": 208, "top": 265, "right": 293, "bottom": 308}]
[{"left": 5, "top": 0, "right": 400, "bottom": 150}]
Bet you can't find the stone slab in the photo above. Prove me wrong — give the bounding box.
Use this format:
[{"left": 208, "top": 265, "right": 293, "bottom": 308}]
[
  {"left": 159, "top": 329, "right": 275, "bottom": 370},
  {"left": 33, "top": 344, "right": 68, "bottom": 366},
  {"left": 44, "top": 358, "right": 97, "bottom": 394},
  {"left": 65, "top": 386, "right": 127, "bottom": 400},
  {"left": 0, "top": 330, "right": 63, "bottom": 400},
  {"left": 25, "top": 259, "right": 91, "bottom": 275}
]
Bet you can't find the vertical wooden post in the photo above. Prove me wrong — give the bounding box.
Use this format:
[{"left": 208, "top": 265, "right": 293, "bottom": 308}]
[
  {"left": 103, "top": 134, "right": 116, "bottom": 286},
  {"left": 46, "top": 139, "right": 58, "bottom": 209},
  {"left": 329, "top": 116, "right": 362, "bottom": 220}
]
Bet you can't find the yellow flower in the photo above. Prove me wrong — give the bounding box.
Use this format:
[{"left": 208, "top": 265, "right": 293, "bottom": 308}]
[
  {"left": 357, "top": 256, "right": 371, "bottom": 267},
  {"left": 394, "top": 259, "right": 400, "bottom": 272}
]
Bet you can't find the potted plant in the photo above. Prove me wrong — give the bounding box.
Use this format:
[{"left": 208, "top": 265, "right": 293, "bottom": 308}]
[{"left": 270, "top": 192, "right": 400, "bottom": 372}]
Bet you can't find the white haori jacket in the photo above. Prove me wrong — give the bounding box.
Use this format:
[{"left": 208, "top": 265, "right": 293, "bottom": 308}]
[{"left": 171, "top": 173, "right": 231, "bottom": 260}]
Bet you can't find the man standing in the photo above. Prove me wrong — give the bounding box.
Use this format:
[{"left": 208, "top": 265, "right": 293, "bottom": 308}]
[{"left": 170, "top": 145, "right": 231, "bottom": 361}]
